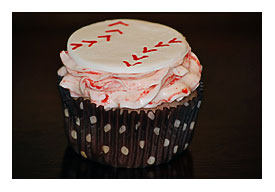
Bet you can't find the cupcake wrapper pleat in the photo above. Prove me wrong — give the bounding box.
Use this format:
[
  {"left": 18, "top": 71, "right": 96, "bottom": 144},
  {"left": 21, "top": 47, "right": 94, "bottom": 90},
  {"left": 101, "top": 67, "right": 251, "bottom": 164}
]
[{"left": 58, "top": 76, "right": 203, "bottom": 168}]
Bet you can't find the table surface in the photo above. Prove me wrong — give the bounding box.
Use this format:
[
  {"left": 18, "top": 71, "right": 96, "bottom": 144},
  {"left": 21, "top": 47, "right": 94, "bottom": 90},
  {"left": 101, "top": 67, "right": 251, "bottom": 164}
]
[{"left": 12, "top": 12, "right": 262, "bottom": 179}]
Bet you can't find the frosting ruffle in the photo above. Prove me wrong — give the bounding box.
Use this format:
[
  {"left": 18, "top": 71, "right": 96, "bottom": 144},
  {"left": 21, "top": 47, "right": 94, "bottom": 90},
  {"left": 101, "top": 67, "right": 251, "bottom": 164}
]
[{"left": 58, "top": 50, "right": 202, "bottom": 109}]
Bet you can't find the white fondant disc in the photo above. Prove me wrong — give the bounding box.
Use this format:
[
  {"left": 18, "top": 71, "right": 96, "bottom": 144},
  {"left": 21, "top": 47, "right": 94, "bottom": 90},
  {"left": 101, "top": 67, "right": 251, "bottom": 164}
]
[{"left": 67, "top": 19, "right": 189, "bottom": 73}]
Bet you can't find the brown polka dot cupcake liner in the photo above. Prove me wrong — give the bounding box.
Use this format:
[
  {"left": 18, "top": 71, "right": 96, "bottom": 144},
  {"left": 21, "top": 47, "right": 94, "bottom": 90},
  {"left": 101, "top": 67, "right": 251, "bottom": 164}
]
[{"left": 58, "top": 76, "right": 203, "bottom": 168}]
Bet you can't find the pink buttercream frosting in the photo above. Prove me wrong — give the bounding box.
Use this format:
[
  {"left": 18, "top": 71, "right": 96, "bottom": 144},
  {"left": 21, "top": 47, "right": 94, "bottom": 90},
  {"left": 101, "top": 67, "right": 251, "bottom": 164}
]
[{"left": 58, "top": 49, "right": 202, "bottom": 109}]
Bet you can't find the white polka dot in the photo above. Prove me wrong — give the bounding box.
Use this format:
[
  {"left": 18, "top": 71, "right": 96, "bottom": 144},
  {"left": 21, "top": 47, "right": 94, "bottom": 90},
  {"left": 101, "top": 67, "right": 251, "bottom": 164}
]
[
  {"left": 64, "top": 108, "right": 69, "bottom": 117},
  {"left": 104, "top": 124, "right": 111, "bottom": 132},
  {"left": 80, "top": 151, "right": 87, "bottom": 158},
  {"left": 119, "top": 125, "right": 126, "bottom": 134},
  {"left": 190, "top": 122, "right": 195, "bottom": 130},
  {"left": 154, "top": 127, "right": 160, "bottom": 135},
  {"left": 184, "top": 143, "right": 189, "bottom": 150},
  {"left": 86, "top": 134, "right": 91, "bottom": 143},
  {"left": 71, "top": 130, "right": 77, "bottom": 140},
  {"left": 121, "top": 146, "right": 129, "bottom": 155},
  {"left": 139, "top": 140, "right": 145, "bottom": 149},
  {"left": 173, "top": 145, "right": 178, "bottom": 154},
  {"left": 197, "top": 100, "right": 202, "bottom": 108},
  {"left": 183, "top": 123, "right": 187, "bottom": 131},
  {"left": 184, "top": 102, "right": 189, "bottom": 106},
  {"left": 174, "top": 119, "right": 181, "bottom": 128},
  {"left": 102, "top": 145, "right": 110, "bottom": 154},
  {"left": 80, "top": 102, "right": 84, "bottom": 110},
  {"left": 164, "top": 139, "right": 170, "bottom": 147},
  {"left": 135, "top": 122, "right": 140, "bottom": 130},
  {"left": 147, "top": 156, "right": 155, "bottom": 165},
  {"left": 76, "top": 117, "right": 80, "bottom": 126},
  {"left": 90, "top": 116, "right": 97, "bottom": 124},
  {"left": 148, "top": 111, "right": 155, "bottom": 120}
]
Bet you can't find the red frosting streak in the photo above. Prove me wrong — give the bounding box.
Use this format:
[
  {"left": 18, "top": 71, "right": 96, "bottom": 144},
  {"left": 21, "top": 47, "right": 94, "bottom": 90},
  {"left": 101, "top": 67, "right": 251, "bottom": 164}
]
[
  {"left": 167, "top": 88, "right": 189, "bottom": 102},
  {"left": 98, "top": 35, "right": 111, "bottom": 42},
  {"left": 182, "top": 88, "right": 188, "bottom": 94},
  {"left": 168, "top": 76, "right": 181, "bottom": 86},
  {"left": 101, "top": 94, "right": 109, "bottom": 103},
  {"left": 76, "top": 71, "right": 101, "bottom": 75},
  {"left": 190, "top": 54, "right": 202, "bottom": 73},
  {"left": 132, "top": 54, "right": 149, "bottom": 61},
  {"left": 137, "top": 85, "right": 157, "bottom": 100},
  {"left": 157, "top": 99, "right": 169, "bottom": 104},
  {"left": 70, "top": 43, "right": 83, "bottom": 50},
  {"left": 85, "top": 79, "right": 103, "bottom": 89},
  {"left": 162, "top": 74, "right": 176, "bottom": 86},
  {"left": 123, "top": 61, "right": 142, "bottom": 67},
  {"left": 190, "top": 55, "right": 201, "bottom": 66},
  {"left": 81, "top": 40, "right": 98, "bottom": 47},
  {"left": 155, "top": 41, "right": 170, "bottom": 47},
  {"left": 143, "top": 90, "right": 150, "bottom": 94},
  {"left": 143, "top": 47, "right": 158, "bottom": 53},
  {"left": 167, "top": 93, "right": 177, "bottom": 101},
  {"left": 108, "top": 21, "right": 129, "bottom": 27},
  {"left": 168, "top": 38, "right": 182, "bottom": 44},
  {"left": 105, "top": 29, "right": 123, "bottom": 34}
]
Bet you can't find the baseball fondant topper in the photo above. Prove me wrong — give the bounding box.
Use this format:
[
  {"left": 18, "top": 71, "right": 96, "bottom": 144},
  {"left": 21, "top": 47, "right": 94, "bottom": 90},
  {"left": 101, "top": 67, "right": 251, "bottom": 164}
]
[{"left": 68, "top": 19, "right": 190, "bottom": 73}]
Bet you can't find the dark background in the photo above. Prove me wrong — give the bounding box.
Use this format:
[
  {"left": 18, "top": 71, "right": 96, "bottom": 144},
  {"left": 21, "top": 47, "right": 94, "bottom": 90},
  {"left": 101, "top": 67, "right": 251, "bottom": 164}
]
[{"left": 12, "top": 12, "right": 262, "bottom": 179}]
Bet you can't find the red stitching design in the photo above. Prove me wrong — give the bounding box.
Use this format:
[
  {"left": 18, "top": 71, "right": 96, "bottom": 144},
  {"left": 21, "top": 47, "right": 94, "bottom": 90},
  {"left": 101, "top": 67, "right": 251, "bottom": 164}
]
[
  {"left": 98, "top": 35, "right": 111, "bottom": 41},
  {"left": 143, "top": 47, "right": 158, "bottom": 53},
  {"left": 105, "top": 29, "right": 123, "bottom": 34},
  {"left": 168, "top": 38, "right": 182, "bottom": 44},
  {"left": 123, "top": 61, "right": 142, "bottom": 67},
  {"left": 108, "top": 21, "right": 129, "bottom": 27},
  {"left": 132, "top": 54, "right": 149, "bottom": 61},
  {"left": 70, "top": 43, "right": 83, "bottom": 50},
  {"left": 81, "top": 40, "right": 98, "bottom": 47},
  {"left": 154, "top": 41, "right": 170, "bottom": 47}
]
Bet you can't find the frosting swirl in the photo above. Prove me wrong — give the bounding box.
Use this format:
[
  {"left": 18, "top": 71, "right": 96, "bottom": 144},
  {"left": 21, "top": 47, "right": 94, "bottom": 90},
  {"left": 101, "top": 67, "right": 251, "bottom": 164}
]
[{"left": 58, "top": 49, "right": 202, "bottom": 109}]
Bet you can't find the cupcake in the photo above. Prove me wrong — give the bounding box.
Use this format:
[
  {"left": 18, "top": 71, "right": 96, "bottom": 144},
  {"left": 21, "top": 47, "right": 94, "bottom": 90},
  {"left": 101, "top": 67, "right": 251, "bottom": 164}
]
[{"left": 57, "top": 19, "right": 203, "bottom": 168}]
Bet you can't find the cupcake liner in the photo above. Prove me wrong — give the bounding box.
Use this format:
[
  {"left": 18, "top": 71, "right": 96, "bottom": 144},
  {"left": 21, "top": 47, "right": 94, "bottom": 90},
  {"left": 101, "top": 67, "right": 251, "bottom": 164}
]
[{"left": 58, "top": 76, "right": 203, "bottom": 168}]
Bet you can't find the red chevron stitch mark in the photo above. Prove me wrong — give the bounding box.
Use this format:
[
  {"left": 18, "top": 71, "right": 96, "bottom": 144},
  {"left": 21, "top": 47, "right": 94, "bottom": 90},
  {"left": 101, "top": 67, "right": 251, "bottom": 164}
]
[
  {"left": 123, "top": 61, "right": 142, "bottom": 67},
  {"left": 70, "top": 43, "right": 83, "bottom": 50},
  {"left": 81, "top": 40, "right": 98, "bottom": 47},
  {"left": 168, "top": 38, "right": 182, "bottom": 44},
  {"left": 155, "top": 41, "right": 170, "bottom": 47},
  {"left": 132, "top": 54, "right": 149, "bottom": 61},
  {"left": 142, "top": 47, "right": 158, "bottom": 53},
  {"left": 105, "top": 29, "right": 123, "bottom": 34},
  {"left": 98, "top": 35, "right": 111, "bottom": 41},
  {"left": 108, "top": 21, "right": 129, "bottom": 27}
]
